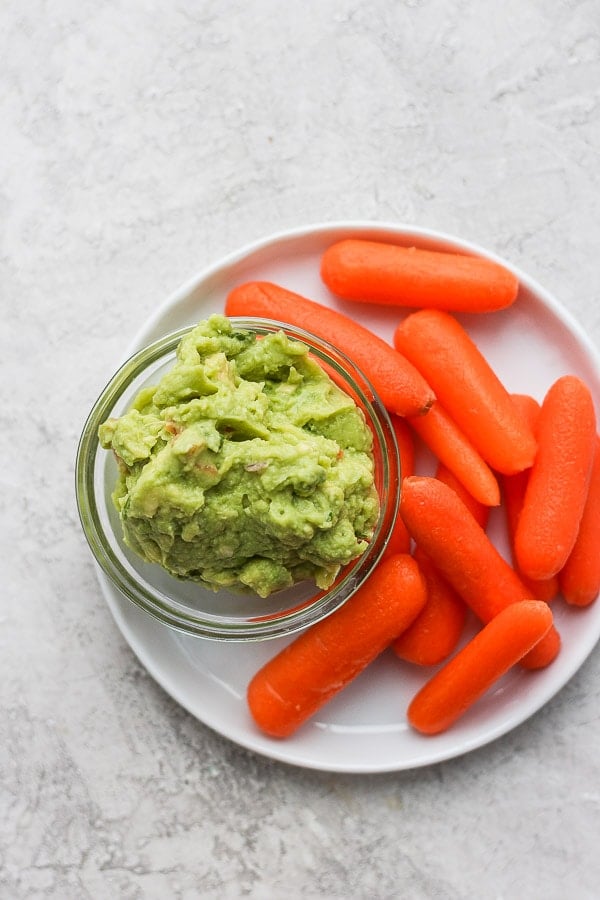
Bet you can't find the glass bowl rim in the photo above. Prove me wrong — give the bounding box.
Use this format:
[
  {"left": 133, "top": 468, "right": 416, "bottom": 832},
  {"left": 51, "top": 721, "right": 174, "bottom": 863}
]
[{"left": 75, "top": 316, "right": 400, "bottom": 641}]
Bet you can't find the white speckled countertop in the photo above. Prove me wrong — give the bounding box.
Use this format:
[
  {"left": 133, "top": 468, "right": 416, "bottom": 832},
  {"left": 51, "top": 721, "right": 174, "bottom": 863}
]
[{"left": 3, "top": 2, "right": 600, "bottom": 897}]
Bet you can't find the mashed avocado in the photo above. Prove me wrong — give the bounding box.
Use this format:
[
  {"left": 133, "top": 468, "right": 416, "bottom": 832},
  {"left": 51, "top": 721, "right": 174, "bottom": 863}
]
[{"left": 99, "top": 315, "right": 379, "bottom": 597}]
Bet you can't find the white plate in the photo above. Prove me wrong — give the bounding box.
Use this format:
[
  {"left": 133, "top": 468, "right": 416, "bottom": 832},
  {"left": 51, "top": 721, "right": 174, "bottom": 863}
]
[{"left": 97, "top": 221, "right": 600, "bottom": 773}]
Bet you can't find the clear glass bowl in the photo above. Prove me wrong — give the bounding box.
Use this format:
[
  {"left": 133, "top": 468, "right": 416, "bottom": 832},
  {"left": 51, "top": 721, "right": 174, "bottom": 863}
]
[{"left": 75, "top": 317, "right": 400, "bottom": 641}]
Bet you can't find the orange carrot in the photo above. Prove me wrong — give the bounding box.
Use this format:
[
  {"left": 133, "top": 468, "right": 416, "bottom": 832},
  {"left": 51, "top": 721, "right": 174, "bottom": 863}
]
[
  {"left": 510, "top": 392, "right": 540, "bottom": 426},
  {"left": 399, "top": 476, "right": 530, "bottom": 620},
  {"left": 247, "top": 554, "right": 427, "bottom": 737},
  {"left": 394, "top": 310, "right": 537, "bottom": 474},
  {"left": 408, "top": 401, "right": 500, "bottom": 506},
  {"left": 559, "top": 435, "right": 600, "bottom": 606},
  {"left": 515, "top": 375, "right": 596, "bottom": 581},
  {"left": 504, "top": 471, "right": 559, "bottom": 602},
  {"left": 502, "top": 394, "right": 559, "bottom": 602},
  {"left": 381, "top": 507, "right": 412, "bottom": 559},
  {"left": 399, "top": 476, "right": 560, "bottom": 669},
  {"left": 393, "top": 462, "right": 485, "bottom": 666},
  {"left": 435, "top": 462, "right": 490, "bottom": 530},
  {"left": 407, "top": 600, "right": 554, "bottom": 734},
  {"left": 226, "top": 282, "right": 435, "bottom": 417},
  {"left": 517, "top": 623, "right": 561, "bottom": 670},
  {"left": 382, "top": 416, "right": 414, "bottom": 558},
  {"left": 392, "top": 547, "right": 468, "bottom": 666},
  {"left": 320, "top": 239, "right": 519, "bottom": 312}
]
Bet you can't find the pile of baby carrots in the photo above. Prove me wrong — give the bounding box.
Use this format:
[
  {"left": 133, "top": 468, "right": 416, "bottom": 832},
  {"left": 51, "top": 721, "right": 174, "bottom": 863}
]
[{"left": 224, "top": 237, "right": 600, "bottom": 739}]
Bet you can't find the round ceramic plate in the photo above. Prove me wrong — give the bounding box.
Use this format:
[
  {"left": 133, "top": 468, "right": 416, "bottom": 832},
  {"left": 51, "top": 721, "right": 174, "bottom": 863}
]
[{"left": 97, "top": 221, "right": 600, "bottom": 773}]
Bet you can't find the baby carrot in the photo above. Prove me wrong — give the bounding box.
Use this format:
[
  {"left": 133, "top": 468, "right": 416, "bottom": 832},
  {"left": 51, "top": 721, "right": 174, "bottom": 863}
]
[
  {"left": 510, "top": 392, "right": 540, "bottom": 426},
  {"left": 399, "top": 476, "right": 560, "bottom": 668},
  {"left": 559, "top": 436, "right": 600, "bottom": 607},
  {"left": 226, "top": 282, "right": 435, "bottom": 417},
  {"left": 393, "top": 464, "right": 478, "bottom": 666},
  {"left": 515, "top": 375, "right": 596, "bottom": 581},
  {"left": 320, "top": 239, "right": 519, "bottom": 312},
  {"left": 394, "top": 310, "right": 537, "bottom": 474},
  {"left": 407, "top": 600, "right": 554, "bottom": 735},
  {"left": 408, "top": 400, "right": 500, "bottom": 506},
  {"left": 399, "top": 475, "right": 531, "bottom": 619},
  {"left": 504, "top": 472, "right": 559, "bottom": 603},
  {"left": 382, "top": 416, "right": 414, "bottom": 558},
  {"left": 502, "top": 395, "right": 559, "bottom": 603},
  {"left": 518, "top": 623, "right": 561, "bottom": 670},
  {"left": 247, "top": 554, "right": 427, "bottom": 738},
  {"left": 392, "top": 547, "right": 468, "bottom": 666},
  {"left": 435, "top": 462, "right": 490, "bottom": 529}
]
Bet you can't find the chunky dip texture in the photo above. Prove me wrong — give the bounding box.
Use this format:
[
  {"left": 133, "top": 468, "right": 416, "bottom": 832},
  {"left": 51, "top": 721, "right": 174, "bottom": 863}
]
[{"left": 99, "top": 315, "right": 379, "bottom": 597}]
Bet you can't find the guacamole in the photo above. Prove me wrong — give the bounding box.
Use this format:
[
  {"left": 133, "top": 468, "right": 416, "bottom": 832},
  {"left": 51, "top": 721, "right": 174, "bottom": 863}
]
[{"left": 99, "top": 315, "right": 379, "bottom": 598}]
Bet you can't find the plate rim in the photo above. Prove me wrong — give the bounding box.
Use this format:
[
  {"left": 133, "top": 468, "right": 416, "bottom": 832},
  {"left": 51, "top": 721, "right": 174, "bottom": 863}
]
[
  {"left": 96, "top": 219, "right": 600, "bottom": 773},
  {"left": 127, "top": 219, "right": 598, "bottom": 365}
]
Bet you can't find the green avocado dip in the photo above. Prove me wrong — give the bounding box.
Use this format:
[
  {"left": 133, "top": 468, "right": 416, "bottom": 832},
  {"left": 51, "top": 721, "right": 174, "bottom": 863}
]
[{"left": 99, "top": 315, "right": 379, "bottom": 598}]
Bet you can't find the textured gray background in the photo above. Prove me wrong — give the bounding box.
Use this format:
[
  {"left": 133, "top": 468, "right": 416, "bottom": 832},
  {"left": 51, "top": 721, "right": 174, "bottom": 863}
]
[{"left": 2, "top": 1, "right": 600, "bottom": 898}]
